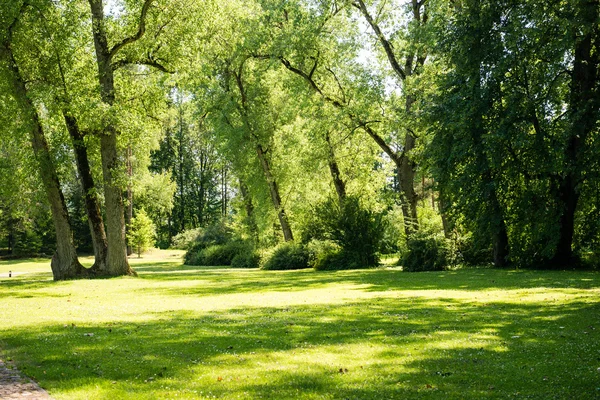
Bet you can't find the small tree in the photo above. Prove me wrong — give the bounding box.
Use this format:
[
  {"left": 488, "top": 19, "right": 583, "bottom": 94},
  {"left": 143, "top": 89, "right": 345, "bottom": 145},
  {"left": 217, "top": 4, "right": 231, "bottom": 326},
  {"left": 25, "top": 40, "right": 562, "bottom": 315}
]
[{"left": 127, "top": 209, "right": 156, "bottom": 258}]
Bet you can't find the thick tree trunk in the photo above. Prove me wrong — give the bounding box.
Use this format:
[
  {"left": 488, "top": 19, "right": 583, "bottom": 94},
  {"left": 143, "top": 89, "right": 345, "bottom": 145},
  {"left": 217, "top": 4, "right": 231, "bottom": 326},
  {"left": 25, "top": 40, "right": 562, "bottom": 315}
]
[
  {"left": 88, "top": 0, "right": 135, "bottom": 276},
  {"left": 324, "top": 132, "right": 347, "bottom": 202},
  {"left": 491, "top": 196, "right": 509, "bottom": 267},
  {"left": 256, "top": 145, "right": 294, "bottom": 241},
  {"left": 398, "top": 134, "right": 418, "bottom": 236},
  {"left": 63, "top": 113, "right": 109, "bottom": 274},
  {"left": 551, "top": 1, "right": 598, "bottom": 267},
  {"left": 3, "top": 42, "right": 84, "bottom": 280}
]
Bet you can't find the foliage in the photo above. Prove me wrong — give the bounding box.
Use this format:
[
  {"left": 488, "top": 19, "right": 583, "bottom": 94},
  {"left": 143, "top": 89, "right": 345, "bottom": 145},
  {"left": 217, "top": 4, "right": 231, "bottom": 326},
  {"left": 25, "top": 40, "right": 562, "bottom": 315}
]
[
  {"left": 230, "top": 251, "right": 261, "bottom": 269},
  {"left": 305, "top": 196, "right": 385, "bottom": 269},
  {"left": 426, "top": 0, "right": 600, "bottom": 267},
  {"left": 261, "top": 242, "right": 310, "bottom": 270},
  {"left": 186, "top": 238, "right": 254, "bottom": 267},
  {"left": 400, "top": 232, "right": 449, "bottom": 272},
  {"left": 171, "top": 228, "right": 202, "bottom": 250},
  {"left": 184, "top": 223, "right": 234, "bottom": 264},
  {"left": 126, "top": 209, "right": 156, "bottom": 258}
]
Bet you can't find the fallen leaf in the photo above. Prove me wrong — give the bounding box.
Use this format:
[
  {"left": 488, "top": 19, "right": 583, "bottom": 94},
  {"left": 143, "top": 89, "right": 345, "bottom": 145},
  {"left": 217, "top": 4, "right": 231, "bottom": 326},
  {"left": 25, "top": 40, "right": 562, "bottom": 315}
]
[{"left": 217, "top": 376, "right": 223, "bottom": 382}]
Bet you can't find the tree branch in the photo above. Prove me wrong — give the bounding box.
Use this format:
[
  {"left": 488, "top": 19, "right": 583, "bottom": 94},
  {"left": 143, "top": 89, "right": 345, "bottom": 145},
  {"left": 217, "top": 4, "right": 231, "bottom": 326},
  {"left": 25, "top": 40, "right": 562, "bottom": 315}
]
[
  {"left": 109, "top": 0, "right": 154, "bottom": 58},
  {"left": 111, "top": 57, "right": 173, "bottom": 73},
  {"left": 353, "top": 0, "right": 406, "bottom": 81}
]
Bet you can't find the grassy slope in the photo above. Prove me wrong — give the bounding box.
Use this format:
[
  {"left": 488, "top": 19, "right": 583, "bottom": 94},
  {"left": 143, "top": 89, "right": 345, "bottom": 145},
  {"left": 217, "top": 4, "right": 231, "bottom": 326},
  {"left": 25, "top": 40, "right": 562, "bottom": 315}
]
[{"left": 1, "top": 251, "right": 599, "bottom": 399}]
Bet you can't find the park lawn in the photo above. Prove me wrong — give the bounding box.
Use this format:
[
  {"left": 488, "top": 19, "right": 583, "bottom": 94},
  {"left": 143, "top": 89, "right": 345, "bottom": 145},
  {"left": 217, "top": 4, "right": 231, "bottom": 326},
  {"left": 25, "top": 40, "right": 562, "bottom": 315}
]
[{"left": 1, "top": 251, "right": 599, "bottom": 399}]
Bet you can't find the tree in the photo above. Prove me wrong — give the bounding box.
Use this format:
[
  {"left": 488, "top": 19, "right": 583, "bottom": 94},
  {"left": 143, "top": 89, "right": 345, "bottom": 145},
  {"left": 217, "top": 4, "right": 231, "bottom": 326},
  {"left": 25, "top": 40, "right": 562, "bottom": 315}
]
[
  {"left": 428, "top": 0, "right": 600, "bottom": 267},
  {"left": 126, "top": 209, "right": 156, "bottom": 257}
]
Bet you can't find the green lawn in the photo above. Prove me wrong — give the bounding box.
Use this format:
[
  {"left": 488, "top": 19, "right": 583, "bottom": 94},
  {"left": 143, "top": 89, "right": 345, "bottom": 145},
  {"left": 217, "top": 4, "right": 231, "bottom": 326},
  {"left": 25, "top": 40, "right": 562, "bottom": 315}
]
[{"left": 1, "top": 251, "right": 599, "bottom": 399}]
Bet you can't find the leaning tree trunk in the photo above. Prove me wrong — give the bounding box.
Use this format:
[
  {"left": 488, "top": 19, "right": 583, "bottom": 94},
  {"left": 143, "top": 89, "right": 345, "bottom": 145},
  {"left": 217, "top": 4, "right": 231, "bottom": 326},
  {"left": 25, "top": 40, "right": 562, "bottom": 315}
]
[
  {"left": 63, "top": 112, "right": 109, "bottom": 274},
  {"left": 256, "top": 145, "right": 294, "bottom": 241},
  {"left": 325, "top": 131, "right": 347, "bottom": 202},
  {"left": 3, "top": 42, "right": 84, "bottom": 281},
  {"left": 88, "top": 0, "right": 135, "bottom": 276}
]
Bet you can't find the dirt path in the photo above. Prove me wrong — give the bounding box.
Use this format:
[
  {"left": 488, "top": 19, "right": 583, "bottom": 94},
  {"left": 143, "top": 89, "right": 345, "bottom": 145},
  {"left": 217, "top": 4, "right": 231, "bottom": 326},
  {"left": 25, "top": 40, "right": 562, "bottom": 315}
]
[{"left": 0, "top": 359, "right": 52, "bottom": 400}]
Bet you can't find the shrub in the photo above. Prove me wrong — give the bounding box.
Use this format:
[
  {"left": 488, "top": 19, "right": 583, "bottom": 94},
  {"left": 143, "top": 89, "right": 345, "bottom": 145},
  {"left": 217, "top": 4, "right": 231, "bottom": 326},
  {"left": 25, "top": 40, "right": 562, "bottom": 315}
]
[
  {"left": 184, "top": 223, "right": 233, "bottom": 265},
  {"left": 306, "top": 239, "right": 368, "bottom": 271},
  {"left": 261, "top": 242, "right": 310, "bottom": 270},
  {"left": 231, "top": 251, "right": 260, "bottom": 269},
  {"left": 400, "top": 232, "right": 449, "bottom": 272},
  {"left": 171, "top": 228, "right": 202, "bottom": 250},
  {"left": 186, "top": 240, "right": 253, "bottom": 267},
  {"left": 304, "top": 196, "right": 385, "bottom": 269}
]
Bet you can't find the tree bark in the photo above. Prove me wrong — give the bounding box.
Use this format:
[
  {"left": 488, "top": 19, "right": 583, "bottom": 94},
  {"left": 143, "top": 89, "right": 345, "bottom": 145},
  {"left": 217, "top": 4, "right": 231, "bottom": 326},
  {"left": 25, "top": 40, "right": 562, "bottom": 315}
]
[
  {"left": 2, "top": 38, "right": 85, "bottom": 281},
  {"left": 239, "top": 179, "right": 259, "bottom": 240},
  {"left": 551, "top": 0, "right": 598, "bottom": 266},
  {"left": 63, "top": 113, "right": 109, "bottom": 274},
  {"left": 256, "top": 145, "right": 294, "bottom": 241},
  {"left": 125, "top": 145, "right": 133, "bottom": 256},
  {"left": 324, "top": 131, "right": 346, "bottom": 202},
  {"left": 491, "top": 195, "right": 509, "bottom": 267},
  {"left": 88, "top": 0, "right": 135, "bottom": 276}
]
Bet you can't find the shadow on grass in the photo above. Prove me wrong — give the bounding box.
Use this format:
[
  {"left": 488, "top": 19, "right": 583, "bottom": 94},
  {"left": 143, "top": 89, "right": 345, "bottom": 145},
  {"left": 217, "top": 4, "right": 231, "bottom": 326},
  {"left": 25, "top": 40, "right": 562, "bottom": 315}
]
[
  {"left": 2, "top": 295, "right": 599, "bottom": 399},
  {"left": 134, "top": 267, "right": 600, "bottom": 298}
]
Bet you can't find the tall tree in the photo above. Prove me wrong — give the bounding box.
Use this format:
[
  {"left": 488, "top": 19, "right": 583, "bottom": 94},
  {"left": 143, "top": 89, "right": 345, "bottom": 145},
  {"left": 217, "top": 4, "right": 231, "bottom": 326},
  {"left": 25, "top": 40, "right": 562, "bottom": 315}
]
[
  {"left": 86, "top": 0, "right": 161, "bottom": 276},
  {"left": 1, "top": 2, "right": 85, "bottom": 280}
]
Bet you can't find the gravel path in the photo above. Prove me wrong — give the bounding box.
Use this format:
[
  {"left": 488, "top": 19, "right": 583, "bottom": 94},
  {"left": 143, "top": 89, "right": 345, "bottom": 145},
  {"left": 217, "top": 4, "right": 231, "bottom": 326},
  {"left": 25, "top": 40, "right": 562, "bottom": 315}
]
[{"left": 0, "top": 359, "right": 52, "bottom": 400}]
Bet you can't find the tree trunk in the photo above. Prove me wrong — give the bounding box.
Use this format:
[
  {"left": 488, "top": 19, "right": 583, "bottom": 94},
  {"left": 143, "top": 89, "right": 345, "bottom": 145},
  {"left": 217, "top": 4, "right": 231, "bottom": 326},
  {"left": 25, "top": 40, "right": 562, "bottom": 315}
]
[
  {"left": 256, "top": 145, "right": 294, "bottom": 241},
  {"left": 239, "top": 179, "right": 259, "bottom": 241},
  {"left": 3, "top": 41, "right": 84, "bottom": 281},
  {"left": 63, "top": 113, "right": 109, "bottom": 274},
  {"left": 398, "top": 133, "right": 418, "bottom": 236},
  {"left": 88, "top": 0, "right": 135, "bottom": 276},
  {"left": 325, "top": 131, "right": 346, "bottom": 202},
  {"left": 125, "top": 145, "right": 133, "bottom": 256},
  {"left": 438, "top": 196, "right": 452, "bottom": 239},
  {"left": 491, "top": 196, "right": 509, "bottom": 267},
  {"left": 551, "top": 0, "right": 598, "bottom": 267}
]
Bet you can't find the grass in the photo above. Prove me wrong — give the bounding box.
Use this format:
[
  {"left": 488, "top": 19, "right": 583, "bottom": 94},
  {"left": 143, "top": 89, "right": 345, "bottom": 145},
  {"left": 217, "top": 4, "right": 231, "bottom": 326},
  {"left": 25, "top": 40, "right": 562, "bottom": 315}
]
[{"left": 1, "top": 250, "right": 600, "bottom": 399}]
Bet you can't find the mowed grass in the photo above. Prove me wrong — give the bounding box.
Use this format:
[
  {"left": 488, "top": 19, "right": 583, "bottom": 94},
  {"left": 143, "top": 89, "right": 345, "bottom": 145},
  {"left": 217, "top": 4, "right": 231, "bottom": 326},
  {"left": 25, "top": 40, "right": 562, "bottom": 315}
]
[{"left": 1, "top": 251, "right": 600, "bottom": 399}]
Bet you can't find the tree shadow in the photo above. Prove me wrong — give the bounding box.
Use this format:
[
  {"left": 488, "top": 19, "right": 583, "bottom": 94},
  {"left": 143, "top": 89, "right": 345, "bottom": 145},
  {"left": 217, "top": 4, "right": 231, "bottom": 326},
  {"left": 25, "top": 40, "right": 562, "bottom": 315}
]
[
  {"left": 133, "top": 267, "right": 600, "bottom": 298},
  {"left": 2, "top": 294, "right": 599, "bottom": 399}
]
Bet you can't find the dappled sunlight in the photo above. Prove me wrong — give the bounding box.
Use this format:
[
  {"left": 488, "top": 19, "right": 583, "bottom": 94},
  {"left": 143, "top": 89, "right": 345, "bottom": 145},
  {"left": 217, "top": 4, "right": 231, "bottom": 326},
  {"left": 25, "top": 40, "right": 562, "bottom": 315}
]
[{"left": 1, "top": 258, "right": 600, "bottom": 398}]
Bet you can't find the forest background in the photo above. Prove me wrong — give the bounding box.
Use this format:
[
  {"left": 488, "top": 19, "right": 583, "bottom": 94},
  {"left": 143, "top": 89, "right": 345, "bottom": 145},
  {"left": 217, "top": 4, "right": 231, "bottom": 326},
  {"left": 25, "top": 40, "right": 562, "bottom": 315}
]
[{"left": 0, "top": 0, "right": 598, "bottom": 279}]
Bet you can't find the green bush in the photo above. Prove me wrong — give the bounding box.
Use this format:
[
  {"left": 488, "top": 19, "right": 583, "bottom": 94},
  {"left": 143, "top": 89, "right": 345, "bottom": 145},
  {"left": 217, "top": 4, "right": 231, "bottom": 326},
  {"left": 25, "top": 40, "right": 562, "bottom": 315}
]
[
  {"left": 304, "top": 196, "right": 385, "bottom": 269},
  {"left": 186, "top": 240, "right": 253, "bottom": 267},
  {"left": 261, "top": 242, "right": 310, "bottom": 270},
  {"left": 306, "top": 239, "right": 368, "bottom": 271},
  {"left": 231, "top": 252, "right": 260, "bottom": 269},
  {"left": 171, "top": 228, "right": 202, "bottom": 250},
  {"left": 184, "top": 223, "right": 233, "bottom": 265},
  {"left": 400, "top": 232, "right": 449, "bottom": 272}
]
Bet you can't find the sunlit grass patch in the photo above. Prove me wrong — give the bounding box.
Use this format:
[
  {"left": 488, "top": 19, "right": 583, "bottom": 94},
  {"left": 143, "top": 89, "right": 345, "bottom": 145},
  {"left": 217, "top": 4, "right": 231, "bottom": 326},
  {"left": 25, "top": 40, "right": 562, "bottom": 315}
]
[{"left": 1, "top": 252, "right": 599, "bottom": 399}]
